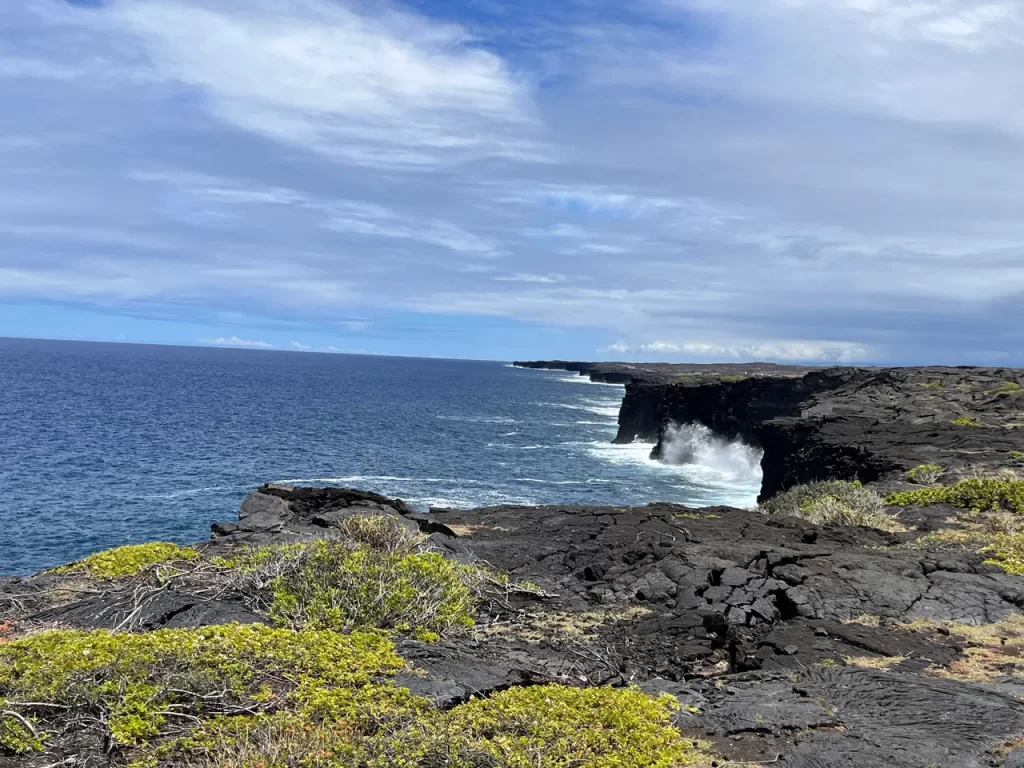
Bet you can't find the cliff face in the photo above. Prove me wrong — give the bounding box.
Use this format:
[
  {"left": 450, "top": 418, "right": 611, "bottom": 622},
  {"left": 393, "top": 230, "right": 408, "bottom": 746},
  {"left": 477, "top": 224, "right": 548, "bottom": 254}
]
[{"left": 520, "top": 362, "right": 1024, "bottom": 501}]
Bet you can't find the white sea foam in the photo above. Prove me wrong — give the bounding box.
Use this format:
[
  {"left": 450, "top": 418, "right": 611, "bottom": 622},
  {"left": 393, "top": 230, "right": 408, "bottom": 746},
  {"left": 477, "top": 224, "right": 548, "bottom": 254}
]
[
  {"left": 276, "top": 475, "right": 489, "bottom": 486},
  {"left": 583, "top": 440, "right": 663, "bottom": 468},
  {"left": 555, "top": 374, "right": 625, "bottom": 388},
  {"left": 515, "top": 477, "right": 614, "bottom": 485},
  {"left": 659, "top": 422, "right": 763, "bottom": 482},
  {"left": 535, "top": 402, "right": 621, "bottom": 420},
  {"left": 142, "top": 485, "right": 242, "bottom": 500},
  {"left": 436, "top": 415, "right": 518, "bottom": 424}
]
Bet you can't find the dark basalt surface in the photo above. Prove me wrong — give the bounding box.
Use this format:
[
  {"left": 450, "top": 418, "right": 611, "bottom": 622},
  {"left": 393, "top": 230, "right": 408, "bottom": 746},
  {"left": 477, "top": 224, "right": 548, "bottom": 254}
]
[
  {"left": 9, "top": 484, "right": 1021, "bottom": 766},
  {"left": 231, "top": 489, "right": 1024, "bottom": 765}
]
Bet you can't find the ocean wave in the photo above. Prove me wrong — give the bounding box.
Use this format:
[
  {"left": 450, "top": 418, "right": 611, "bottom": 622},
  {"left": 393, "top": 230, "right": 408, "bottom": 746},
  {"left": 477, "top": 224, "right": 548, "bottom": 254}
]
[
  {"left": 275, "top": 475, "right": 490, "bottom": 486},
  {"left": 141, "top": 485, "right": 243, "bottom": 500},
  {"left": 659, "top": 422, "right": 763, "bottom": 481},
  {"left": 534, "top": 402, "right": 621, "bottom": 419},
  {"left": 436, "top": 415, "right": 518, "bottom": 424},
  {"left": 407, "top": 490, "right": 539, "bottom": 511},
  {"left": 582, "top": 440, "right": 662, "bottom": 468},
  {"left": 515, "top": 477, "right": 614, "bottom": 485},
  {"left": 554, "top": 375, "right": 624, "bottom": 388}
]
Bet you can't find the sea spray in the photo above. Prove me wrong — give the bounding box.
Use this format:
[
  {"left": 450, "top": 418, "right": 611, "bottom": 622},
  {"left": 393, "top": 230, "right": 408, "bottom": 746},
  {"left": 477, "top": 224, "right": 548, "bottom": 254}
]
[{"left": 659, "top": 422, "right": 763, "bottom": 481}]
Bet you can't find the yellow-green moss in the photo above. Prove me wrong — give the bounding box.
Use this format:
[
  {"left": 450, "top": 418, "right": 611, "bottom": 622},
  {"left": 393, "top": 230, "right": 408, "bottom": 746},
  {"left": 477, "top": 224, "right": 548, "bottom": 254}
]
[
  {"left": 236, "top": 540, "right": 477, "bottom": 635},
  {"left": 0, "top": 625, "right": 403, "bottom": 752},
  {"left": 885, "top": 477, "right": 1024, "bottom": 514},
  {"left": 52, "top": 542, "right": 200, "bottom": 579}
]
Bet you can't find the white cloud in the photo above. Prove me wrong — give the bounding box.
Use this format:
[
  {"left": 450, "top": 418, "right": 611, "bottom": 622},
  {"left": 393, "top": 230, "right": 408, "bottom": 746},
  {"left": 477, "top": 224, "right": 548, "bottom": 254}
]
[
  {"left": 112, "top": 0, "right": 540, "bottom": 168},
  {"left": 290, "top": 340, "right": 311, "bottom": 351},
  {"left": 338, "top": 320, "right": 371, "bottom": 331},
  {"left": 641, "top": 341, "right": 681, "bottom": 353},
  {"left": 201, "top": 336, "right": 274, "bottom": 349},
  {"left": 4, "top": 1, "right": 1024, "bottom": 363},
  {"left": 494, "top": 273, "right": 568, "bottom": 283},
  {"left": 600, "top": 339, "right": 870, "bottom": 362},
  {"left": 603, "top": 341, "right": 631, "bottom": 354}
]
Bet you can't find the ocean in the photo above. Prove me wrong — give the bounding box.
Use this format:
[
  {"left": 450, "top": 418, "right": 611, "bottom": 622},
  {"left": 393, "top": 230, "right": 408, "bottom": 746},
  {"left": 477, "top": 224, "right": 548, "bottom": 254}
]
[{"left": 0, "top": 338, "right": 762, "bottom": 575}]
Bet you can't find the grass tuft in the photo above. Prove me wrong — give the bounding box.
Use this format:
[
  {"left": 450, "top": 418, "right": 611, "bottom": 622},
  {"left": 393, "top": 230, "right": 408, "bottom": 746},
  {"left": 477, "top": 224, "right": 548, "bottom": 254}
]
[
  {"left": 905, "top": 463, "right": 943, "bottom": 484},
  {"left": 760, "top": 481, "right": 905, "bottom": 532}
]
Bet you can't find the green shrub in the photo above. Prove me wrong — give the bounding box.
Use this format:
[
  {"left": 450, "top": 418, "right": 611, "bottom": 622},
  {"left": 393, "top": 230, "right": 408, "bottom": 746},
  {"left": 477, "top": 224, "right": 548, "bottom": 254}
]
[
  {"left": 52, "top": 542, "right": 200, "bottom": 579},
  {"left": 1011, "top": 451, "right": 1024, "bottom": 460},
  {"left": 172, "top": 685, "right": 707, "bottom": 768},
  {"left": 906, "top": 463, "right": 943, "bottom": 484},
  {"left": 236, "top": 540, "right": 477, "bottom": 635},
  {"left": 923, "top": 381, "right": 943, "bottom": 390},
  {"left": 885, "top": 477, "right": 1024, "bottom": 514},
  {"left": 760, "top": 481, "right": 905, "bottom": 532},
  {"left": 443, "top": 685, "right": 700, "bottom": 767},
  {"left": 907, "top": 530, "right": 1024, "bottom": 576},
  {"left": 951, "top": 416, "right": 981, "bottom": 427},
  {"left": 995, "top": 382, "right": 1024, "bottom": 396},
  {"left": 0, "top": 625, "right": 403, "bottom": 753}
]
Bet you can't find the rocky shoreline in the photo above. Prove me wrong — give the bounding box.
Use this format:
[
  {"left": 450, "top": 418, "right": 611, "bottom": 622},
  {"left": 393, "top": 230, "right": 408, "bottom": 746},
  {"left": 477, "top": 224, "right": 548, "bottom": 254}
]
[
  {"left": 3, "top": 362, "right": 1024, "bottom": 767},
  {"left": 517, "top": 360, "right": 1024, "bottom": 499}
]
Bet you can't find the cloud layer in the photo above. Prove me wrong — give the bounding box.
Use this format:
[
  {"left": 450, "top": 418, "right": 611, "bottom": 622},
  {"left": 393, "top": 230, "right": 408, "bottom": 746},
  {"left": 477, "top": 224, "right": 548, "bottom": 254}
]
[{"left": 2, "top": 0, "right": 1024, "bottom": 363}]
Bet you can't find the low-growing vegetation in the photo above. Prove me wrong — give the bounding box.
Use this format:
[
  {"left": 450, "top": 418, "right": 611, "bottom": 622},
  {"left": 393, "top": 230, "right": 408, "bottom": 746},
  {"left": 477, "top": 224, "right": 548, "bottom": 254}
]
[
  {"left": 995, "top": 381, "right": 1024, "bottom": 396},
  {"left": 232, "top": 540, "right": 478, "bottom": 635},
  {"left": 904, "top": 615, "right": 1024, "bottom": 682},
  {"left": 52, "top": 542, "right": 200, "bottom": 579},
  {"left": 0, "top": 625, "right": 405, "bottom": 753},
  {"left": 885, "top": 476, "right": 1024, "bottom": 514},
  {"left": 0, "top": 624, "right": 710, "bottom": 767},
  {"left": 905, "top": 463, "right": 943, "bottom": 484},
  {"left": 951, "top": 416, "right": 981, "bottom": 427},
  {"left": 843, "top": 655, "right": 905, "bottom": 670},
  {"left": 905, "top": 529, "right": 1024, "bottom": 575},
  {"left": 760, "top": 481, "right": 905, "bottom": 532}
]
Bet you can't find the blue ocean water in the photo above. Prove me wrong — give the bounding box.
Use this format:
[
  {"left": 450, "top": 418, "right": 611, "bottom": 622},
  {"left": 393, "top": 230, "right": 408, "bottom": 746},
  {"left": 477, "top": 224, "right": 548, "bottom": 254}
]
[{"left": 0, "top": 338, "right": 762, "bottom": 575}]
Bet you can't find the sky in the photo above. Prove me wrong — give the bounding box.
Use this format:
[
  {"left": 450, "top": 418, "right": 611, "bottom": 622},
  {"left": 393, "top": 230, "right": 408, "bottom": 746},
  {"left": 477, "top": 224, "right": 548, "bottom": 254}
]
[{"left": 2, "top": 0, "right": 1024, "bottom": 364}]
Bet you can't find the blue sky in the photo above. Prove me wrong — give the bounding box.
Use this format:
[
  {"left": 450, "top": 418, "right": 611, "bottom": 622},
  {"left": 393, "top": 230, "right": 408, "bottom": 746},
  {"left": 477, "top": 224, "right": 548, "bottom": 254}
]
[{"left": 3, "top": 0, "right": 1024, "bottom": 363}]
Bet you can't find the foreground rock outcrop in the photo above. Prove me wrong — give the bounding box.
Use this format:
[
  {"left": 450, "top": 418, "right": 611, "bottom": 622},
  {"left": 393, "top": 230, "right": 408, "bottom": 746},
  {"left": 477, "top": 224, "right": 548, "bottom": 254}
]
[{"left": 7, "top": 482, "right": 1023, "bottom": 767}]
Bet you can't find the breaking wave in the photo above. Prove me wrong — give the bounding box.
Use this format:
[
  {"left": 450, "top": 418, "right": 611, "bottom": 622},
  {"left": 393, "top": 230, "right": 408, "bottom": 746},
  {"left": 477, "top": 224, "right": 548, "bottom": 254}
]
[{"left": 658, "top": 422, "right": 763, "bottom": 482}]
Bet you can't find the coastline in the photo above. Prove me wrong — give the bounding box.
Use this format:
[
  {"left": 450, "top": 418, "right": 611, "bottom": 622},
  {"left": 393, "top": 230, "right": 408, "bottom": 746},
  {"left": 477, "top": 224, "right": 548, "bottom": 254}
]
[{"left": 3, "top": 362, "right": 1024, "bottom": 766}]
